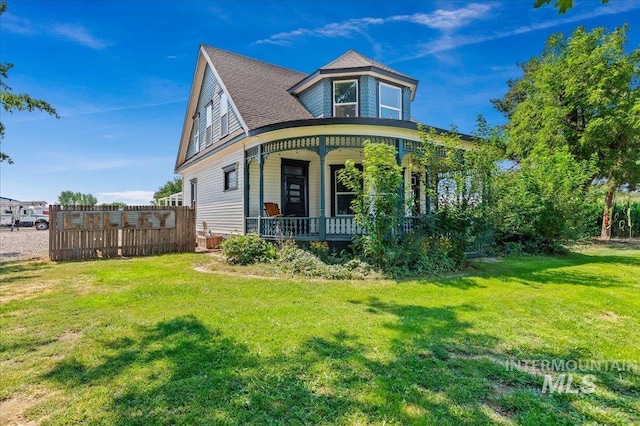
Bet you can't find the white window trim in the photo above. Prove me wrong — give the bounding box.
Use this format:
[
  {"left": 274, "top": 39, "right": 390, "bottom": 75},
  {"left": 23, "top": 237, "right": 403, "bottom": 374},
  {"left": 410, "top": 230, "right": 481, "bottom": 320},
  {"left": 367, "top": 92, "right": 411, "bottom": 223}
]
[
  {"left": 205, "top": 103, "right": 213, "bottom": 146},
  {"left": 220, "top": 92, "right": 229, "bottom": 138},
  {"left": 333, "top": 79, "right": 358, "bottom": 118},
  {"left": 379, "top": 82, "right": 402, "bottom": 119},
  {"left": 223, "top": 163, "right": 237, "bottom": 191},
  {"left": 193, "top": 115, "right": 200, "bottom": 153},
  {"left": 334, "top": 166, "right": 357, "bottom": 217}
]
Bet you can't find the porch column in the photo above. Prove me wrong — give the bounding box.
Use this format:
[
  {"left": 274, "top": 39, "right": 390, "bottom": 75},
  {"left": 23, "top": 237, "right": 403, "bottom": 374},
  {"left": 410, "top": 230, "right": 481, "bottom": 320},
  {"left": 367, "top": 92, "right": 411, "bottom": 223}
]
[
  {"left": 319, "top": 136, "right": 326, "bottom": 240},
  {"left": 243, "top": 152, "right": 250, "bottom": 233},
  {"left": 425, "top": 171, "right": 431, "bottom": 215},
  {"left": 258, "top": 144, "right": 264, "bottom": 235},
  {"left": 397, "top": 139, "right": 406, "bottom": 224}
]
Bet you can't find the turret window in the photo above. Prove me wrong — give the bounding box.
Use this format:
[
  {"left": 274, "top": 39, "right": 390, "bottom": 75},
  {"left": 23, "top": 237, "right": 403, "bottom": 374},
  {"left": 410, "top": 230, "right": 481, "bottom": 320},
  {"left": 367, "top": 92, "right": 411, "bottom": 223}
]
[
  {"left": 333, "top": 80, "right": 358, "bottom": 117},
  {"left": 379, "top": 82, "right": 401, "bottom": 119}
]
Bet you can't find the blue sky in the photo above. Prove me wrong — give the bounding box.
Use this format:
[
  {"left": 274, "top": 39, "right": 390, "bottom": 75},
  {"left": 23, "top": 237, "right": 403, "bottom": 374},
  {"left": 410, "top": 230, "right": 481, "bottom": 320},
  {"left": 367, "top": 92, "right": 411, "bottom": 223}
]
[{"left": 1, "top": 0, "right": 639, "bottom": 205}]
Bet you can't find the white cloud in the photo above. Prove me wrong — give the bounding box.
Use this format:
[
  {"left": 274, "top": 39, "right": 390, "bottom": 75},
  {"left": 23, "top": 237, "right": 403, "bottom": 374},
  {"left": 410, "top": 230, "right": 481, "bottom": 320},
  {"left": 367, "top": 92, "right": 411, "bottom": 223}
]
[
  {"left": 408, "top": 0, "right": 640, "bottom": 59},
  {"left": 2, "top": 13, "right": 37, "bottom": 35},
  {"left": 389, "top": 3, "right": 493, "bottom": 31},
  {"left": 253, "top": 3, "right": 493, "bottom": 46},
  {"left": 2, "top": 13, "right": 110, "bottom": 49},
  {"left": 50, "top": 23, "right": 109, "bottom": 49},
  {"left": 42, "top": 155, "right": 172, "bottom": 173},
  {"left": 97, "top": 191, "right": 155, "bottom": 205},
  {"left": 58, "top": 99, "right": 186, "bottom": 118}
]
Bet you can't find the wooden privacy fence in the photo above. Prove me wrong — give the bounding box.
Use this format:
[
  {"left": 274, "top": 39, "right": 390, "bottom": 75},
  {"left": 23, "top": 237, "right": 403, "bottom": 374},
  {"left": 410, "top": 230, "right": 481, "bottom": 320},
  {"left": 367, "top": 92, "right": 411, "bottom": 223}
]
[{"left": 49, "top": 205, "right": 195, "bottom": 261}]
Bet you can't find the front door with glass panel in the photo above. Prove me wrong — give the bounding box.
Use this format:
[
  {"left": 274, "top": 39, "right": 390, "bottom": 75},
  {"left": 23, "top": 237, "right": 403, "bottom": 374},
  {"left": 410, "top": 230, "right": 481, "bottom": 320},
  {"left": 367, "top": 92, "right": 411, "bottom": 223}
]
[{"left": 281, "top": 159, "right": 308, "bottom": 217}]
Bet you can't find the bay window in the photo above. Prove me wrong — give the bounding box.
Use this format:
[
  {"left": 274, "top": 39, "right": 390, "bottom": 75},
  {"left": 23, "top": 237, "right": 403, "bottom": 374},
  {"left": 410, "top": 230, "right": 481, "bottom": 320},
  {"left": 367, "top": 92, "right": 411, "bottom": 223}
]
[
  {"left": 333, "top": 80, "right": 358, "bottom": 117},
  {"left": 379, "top": 82, "right": 401, "bottom": 119}
]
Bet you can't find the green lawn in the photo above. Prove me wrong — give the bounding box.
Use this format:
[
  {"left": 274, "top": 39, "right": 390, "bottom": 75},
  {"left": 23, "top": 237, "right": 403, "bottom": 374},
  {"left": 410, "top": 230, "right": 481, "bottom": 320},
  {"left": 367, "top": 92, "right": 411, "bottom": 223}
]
[{"left": 1, "top": 243, "right": 638, "bottom": 425}]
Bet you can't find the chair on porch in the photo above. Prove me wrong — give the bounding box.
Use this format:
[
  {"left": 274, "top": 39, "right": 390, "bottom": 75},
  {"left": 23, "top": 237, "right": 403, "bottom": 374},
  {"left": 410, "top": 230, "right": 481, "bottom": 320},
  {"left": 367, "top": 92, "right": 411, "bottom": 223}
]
[
  {"left": 264, "top": 202, "right": 297, "bottom": 236},
  {"left": 264, "top": 202, "right": 283, "bottom": 218}
]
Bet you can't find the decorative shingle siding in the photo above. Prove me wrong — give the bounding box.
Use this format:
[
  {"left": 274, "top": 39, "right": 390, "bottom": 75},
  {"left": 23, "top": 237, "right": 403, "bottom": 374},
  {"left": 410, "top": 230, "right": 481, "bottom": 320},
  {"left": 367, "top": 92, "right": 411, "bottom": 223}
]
[
  {"left": 299, "top": 81, "right": 325, "bottom": 118},
  {"left": 402, "top": 87, "right": 411, "bottom": 120},
  {"left": 186, "top": 65, "right": 242, "bottom": 159},
  {"left": 359, "top": 76, "right": 377, "bottom": 118},
  {"left": 322, "top": 80, "right": 332, "bottom": 118}
]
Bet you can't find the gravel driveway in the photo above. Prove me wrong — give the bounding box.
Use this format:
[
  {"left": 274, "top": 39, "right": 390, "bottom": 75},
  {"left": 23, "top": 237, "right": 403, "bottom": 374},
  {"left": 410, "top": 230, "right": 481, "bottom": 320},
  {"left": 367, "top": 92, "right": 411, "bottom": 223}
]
[{"left": 0, "top": 227, "right": 49, "bottom": 262}]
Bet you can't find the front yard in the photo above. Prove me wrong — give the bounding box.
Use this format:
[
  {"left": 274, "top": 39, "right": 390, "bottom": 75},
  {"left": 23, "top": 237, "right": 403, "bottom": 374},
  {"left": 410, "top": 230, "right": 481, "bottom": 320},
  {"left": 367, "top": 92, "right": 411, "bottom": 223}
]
[{"left": 1, "top": 243, "right": 638, "bottom": 425}]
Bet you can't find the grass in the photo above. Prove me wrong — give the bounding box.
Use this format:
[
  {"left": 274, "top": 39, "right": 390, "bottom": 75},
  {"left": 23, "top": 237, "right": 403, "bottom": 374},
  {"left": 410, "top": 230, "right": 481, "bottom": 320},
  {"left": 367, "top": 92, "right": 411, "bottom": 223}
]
[{"left": 0, "top": 243, "right": 639, "bottom": 425}]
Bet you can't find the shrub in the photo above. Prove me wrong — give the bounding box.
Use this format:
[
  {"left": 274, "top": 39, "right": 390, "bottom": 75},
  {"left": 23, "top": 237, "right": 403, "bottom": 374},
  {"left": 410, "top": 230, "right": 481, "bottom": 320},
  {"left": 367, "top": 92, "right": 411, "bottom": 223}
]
[
  {"left": 490, "top": 147, "right": 596, "bottom": 253},
  {"left": 390, "top": 233, "right": 462, "bottom": 277},
  {"left": 274, "top": 240, "right": 381, "bottom": 280},
  {"left": 220, "top": 233, "right": 276, "bottom": 265},
  {"left": 309, "top": 241, "right": 330, "bottom": 262}
]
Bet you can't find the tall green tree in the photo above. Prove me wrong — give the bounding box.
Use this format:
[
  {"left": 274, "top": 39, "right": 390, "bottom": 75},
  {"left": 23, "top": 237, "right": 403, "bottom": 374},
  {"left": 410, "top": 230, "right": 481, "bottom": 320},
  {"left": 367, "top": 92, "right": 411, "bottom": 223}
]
[
  {"left": 0, "top": 2, "right": 59, "bottom": 164},
  {"left": 495, "top": 25, "right": 640, "bottom": 239},
  {"left": 153, "top": 176, "right": 183, "bottom": 203},
  {"left": 57, "top": 191, "right": 97, "bottom": 206}
]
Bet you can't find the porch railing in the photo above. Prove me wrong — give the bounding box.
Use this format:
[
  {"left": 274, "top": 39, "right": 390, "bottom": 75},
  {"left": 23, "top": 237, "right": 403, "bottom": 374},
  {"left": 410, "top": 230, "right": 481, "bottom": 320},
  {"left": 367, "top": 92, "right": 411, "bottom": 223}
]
[{"left": 245, "top": 216, "right": 421, "bottom": 240}]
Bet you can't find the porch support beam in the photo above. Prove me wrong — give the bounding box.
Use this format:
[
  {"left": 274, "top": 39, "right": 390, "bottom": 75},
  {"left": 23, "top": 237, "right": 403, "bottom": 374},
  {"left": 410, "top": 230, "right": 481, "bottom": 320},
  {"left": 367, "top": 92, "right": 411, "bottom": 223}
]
[
  {"left": 319, "top": 135, "right": 327, "bottom": 241},
  {"left": 258, "top": 144, "right": 265, "bottom": 235},
  {"left": 243, "top": 154, "right": 250, "bottom": 232},
  {"left": 397, "top": 139, "right": 406, "bottom": 222}
]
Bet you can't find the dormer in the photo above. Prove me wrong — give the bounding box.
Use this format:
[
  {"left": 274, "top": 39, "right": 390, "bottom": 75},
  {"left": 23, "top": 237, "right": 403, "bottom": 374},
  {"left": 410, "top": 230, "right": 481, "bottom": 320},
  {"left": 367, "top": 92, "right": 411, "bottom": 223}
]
[{"left": 290, "top": 50, "right": 418, "bottom": 121}]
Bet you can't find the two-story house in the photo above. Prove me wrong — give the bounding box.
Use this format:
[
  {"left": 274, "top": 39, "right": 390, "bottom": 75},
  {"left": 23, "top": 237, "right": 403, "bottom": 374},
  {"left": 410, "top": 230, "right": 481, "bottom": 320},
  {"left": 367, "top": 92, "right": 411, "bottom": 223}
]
[{"left": 174, "top": 45, "right": 474, "bottom": 241}]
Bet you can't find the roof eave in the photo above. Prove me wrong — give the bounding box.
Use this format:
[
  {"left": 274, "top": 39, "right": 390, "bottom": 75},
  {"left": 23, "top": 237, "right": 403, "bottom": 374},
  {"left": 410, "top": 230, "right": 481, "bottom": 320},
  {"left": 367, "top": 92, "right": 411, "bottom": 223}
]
[
  {"left": 175, "top": 46, "right": 208, "bottom": 172},
  {"left": 289, "top": 66, "right": 418, "bottom": 100}
]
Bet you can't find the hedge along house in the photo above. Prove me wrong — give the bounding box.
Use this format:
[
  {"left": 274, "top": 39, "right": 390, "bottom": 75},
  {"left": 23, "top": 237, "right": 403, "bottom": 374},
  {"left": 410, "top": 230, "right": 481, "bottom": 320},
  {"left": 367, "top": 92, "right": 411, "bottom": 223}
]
[{"left": 175, "top": 45, "right": 475, "bottom": 241}]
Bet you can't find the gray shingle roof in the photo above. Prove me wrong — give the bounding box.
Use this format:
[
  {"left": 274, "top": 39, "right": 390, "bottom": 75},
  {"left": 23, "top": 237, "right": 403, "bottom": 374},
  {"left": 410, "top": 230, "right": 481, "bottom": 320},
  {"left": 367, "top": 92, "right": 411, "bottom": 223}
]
[
  {"left": 319, "top": 50, "right": 413, "bottom": 80},
  {"left": 201, "top": 45, "right": 313, "bottom": 131}
]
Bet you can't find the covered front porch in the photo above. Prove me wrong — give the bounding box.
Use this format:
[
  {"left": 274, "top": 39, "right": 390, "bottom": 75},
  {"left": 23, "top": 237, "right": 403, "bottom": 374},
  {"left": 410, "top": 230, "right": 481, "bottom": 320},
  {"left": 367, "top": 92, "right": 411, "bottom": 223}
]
[{"left": 244, "top": 134, "right": 444, "bottom": 241}]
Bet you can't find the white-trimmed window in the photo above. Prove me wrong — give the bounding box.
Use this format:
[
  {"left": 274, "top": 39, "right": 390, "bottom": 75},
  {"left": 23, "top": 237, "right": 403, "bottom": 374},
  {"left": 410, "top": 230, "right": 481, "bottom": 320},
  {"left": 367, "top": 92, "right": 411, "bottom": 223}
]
[
  {"left": 333, "top": 80, "right": 358, "bottom": 117},
  {"left": 192, "top": 115, "right": 200, "bottom": 153},
  {"left": 220, "top": 92, "right": 229, "bottom": 137},
  {"left": 205, "top": 103, "right": 213, "bottom": 146},
  {"left": 190, "top": 178, "right": 197, "bottom": 207},
  {"left": 223, "top": 164, "right": 237, "bottom": 191},
  {"left": 379, "top": 82, "right": 401, "bottom": 119},
  {"left": 331, "top": 164, "right": 362, "bottom": 216}
]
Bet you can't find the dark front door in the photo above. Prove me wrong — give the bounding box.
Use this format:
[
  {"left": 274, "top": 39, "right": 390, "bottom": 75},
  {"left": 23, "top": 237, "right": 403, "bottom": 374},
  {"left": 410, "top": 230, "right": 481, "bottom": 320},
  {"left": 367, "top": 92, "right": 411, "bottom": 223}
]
[{"left": 281, "top": 159, "right": 309, "bottom": 217}]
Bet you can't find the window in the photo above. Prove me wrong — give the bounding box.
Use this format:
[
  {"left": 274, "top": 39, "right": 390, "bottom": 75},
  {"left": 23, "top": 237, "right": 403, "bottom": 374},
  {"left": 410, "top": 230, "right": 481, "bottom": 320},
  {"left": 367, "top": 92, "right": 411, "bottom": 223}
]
[
  {"left": 192, "top": 115, "right": 200, "bottom": 153},
  {"left": 330, "top": 165, "right": 362, "bottom": 216},
  {"left": 220, "top": 92, "right": 228, "bottom": 137},
  {"left": 223, "top": 164, "right": 237, "bottom": 191},
  {"left": 379, "top": 83, "right": 401, "bottom": 119},
  {"left": 205, "top": 103, "right": 213, "bottom": 146},
  {"left": 190, "top": 179, "right": 197, "bottom": 207},
  {"left": 333, "top": 80, "right": 358, "bottom": 117}
]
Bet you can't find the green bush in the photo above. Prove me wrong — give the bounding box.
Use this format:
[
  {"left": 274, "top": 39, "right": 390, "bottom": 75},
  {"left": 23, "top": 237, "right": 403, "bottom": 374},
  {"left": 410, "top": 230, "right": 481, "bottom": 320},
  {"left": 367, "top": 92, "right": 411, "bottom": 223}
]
[
  {"left": 274, "top": 240, "right": 381, "bottom": 280},
  {"left": 490, "top": 147, "right": 596, "bottom": 253},
  {"left": 391, "top": 233, "right": 462, "bottom": 277},
  {"left": 220, "top": 233, "right": 276, "bottom": 265}
]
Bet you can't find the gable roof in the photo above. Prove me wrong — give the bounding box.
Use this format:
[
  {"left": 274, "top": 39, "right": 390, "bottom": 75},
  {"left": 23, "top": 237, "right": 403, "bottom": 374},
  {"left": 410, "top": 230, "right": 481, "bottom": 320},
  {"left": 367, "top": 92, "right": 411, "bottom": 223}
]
[
  {"left": 201, "top": 45, "right": 313, "bottom": 131},
  {"left": 176, "top": 46, "right": 420, "bottom": 170}
]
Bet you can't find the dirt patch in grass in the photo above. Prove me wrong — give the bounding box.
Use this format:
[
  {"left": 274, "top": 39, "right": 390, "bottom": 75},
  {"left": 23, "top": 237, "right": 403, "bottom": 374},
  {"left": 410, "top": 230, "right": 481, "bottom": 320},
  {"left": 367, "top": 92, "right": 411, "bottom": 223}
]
[
  {"left": 0, "top": 280, "right": 62, "bottom": 303},
  {"left": 0, "top": 390, "right": 51, "bottom": 426},
  {"left": 58, "top": 330, "right": 82, "bottom": 342},
  {"left": 599, "top": 311, "right": 620, "bottom": 322},
  {"left": 193, "top": 265, "right": 280, "bottom": 280}
]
